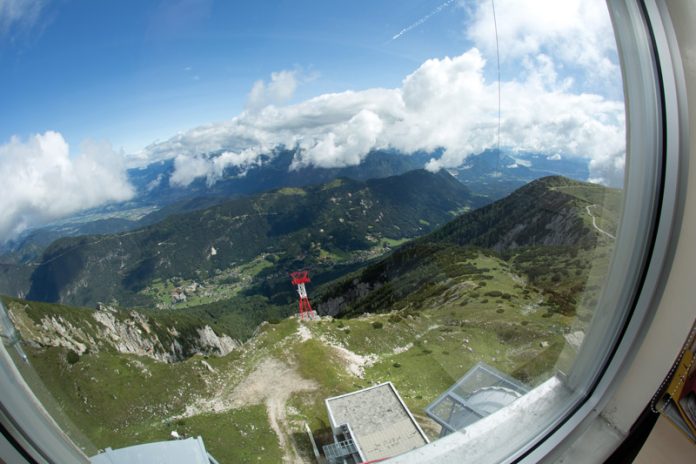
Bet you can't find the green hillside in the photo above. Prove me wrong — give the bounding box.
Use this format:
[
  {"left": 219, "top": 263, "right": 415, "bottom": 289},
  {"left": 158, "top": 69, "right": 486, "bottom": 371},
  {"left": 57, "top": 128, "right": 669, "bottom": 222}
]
[
  {"left": 4, "top": 279, "right": 572, "bottom": 463},
  {"left": 4, "top": 175, "right": 623, "bottom": 463},
  {"left": 28, "top": 169, "right": 480, "bottom": 307},
  {"left": 430, "top": 176, "right": 609, "bottom": 249},
  {"left": 315, "top": 176, "right": 620, "bottom": 321}
]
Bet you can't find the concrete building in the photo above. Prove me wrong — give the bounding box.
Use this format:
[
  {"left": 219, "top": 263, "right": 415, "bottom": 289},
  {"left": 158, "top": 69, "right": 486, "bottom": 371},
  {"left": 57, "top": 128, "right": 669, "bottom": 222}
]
[{"left": 323, "top": 382, "right": 429, "bottom": 463}]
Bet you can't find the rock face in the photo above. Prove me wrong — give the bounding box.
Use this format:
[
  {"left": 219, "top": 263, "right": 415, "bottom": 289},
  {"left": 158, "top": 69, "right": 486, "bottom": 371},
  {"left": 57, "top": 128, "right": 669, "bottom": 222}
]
[
  {"left": 8, "top": 302, "right": 240, "bottom": 363},
  {"left": 38, "top": 316, "right": 93, "bottom": 354},
  {"left": 196, "top": 325, "right": 239, "bottom": 357},
  {"left": 91, "top": 310, "right": 174, "bottom": 361}
]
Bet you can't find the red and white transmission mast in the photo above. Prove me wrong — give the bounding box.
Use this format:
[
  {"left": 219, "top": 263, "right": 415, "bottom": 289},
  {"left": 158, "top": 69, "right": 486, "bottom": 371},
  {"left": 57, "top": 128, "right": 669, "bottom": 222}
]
[{"left": 290, "top": 270, "right": 316, "bottom": 320}]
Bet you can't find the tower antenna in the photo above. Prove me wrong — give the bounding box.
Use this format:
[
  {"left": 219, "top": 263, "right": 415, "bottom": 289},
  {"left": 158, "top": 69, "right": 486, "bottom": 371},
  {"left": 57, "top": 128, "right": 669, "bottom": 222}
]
[{"left": 290, "top": 270, "right": 317, "bottom": 320}]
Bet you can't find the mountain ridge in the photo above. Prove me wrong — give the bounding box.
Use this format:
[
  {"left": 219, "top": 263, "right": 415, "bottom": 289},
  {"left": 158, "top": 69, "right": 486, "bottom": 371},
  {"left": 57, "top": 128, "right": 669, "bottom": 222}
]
[
  {"left": 26, "top": 169, "right": 479, "bottom": 307},
  {"left": 3, "top": 175, "right": 622, "bottom": 464},
  {"left": 315, "top": 176, "right": 620, "bottom": 318}
]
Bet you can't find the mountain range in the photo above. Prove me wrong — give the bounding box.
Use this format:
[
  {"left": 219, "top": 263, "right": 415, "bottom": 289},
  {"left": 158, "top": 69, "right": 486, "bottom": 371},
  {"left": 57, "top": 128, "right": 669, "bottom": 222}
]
[
  {"left": 20, "top": 174, "right": 620, "bottom": 343},
  {"left": 452, "top": 149, "right": 590, "bottom": 200},
  {"left": 0, "top": 148, "right": 590, "bottom": 267},
  {"left": 26, "top": 169, "right": 481, "bottom": 307},
  {"left": 2, "top": 174, "right": 621, "bottom": 463},
  {"left": 0, "top": 150, "right": 432, "bottom": 265},
  {"left": 315, "top": 176, "right": 619, "bottom": 320}
]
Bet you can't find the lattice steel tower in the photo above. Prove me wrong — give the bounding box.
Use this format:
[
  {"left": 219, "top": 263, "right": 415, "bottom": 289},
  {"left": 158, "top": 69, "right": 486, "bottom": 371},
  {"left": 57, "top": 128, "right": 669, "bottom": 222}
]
[{"left": 290, "top": 270, "right": 316, "bottom": 320}]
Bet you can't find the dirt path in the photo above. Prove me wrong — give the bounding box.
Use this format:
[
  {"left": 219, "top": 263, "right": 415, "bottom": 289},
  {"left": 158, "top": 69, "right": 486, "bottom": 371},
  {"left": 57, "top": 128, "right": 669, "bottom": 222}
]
[
  {"left": 585, "top": 204, "right": 616, "bottom": 240},
  {"left": 178, "top": 323, "right": 377, "bottom": 462},
  {"left": 228, "top": 358, "right": 317, "bottom": 464}
]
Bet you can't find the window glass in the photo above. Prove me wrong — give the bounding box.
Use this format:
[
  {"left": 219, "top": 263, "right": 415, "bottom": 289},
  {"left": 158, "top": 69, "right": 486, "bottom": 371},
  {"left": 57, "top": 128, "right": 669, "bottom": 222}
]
[{"left": 0, "top": 1, "right": 628, "bottom": 463}]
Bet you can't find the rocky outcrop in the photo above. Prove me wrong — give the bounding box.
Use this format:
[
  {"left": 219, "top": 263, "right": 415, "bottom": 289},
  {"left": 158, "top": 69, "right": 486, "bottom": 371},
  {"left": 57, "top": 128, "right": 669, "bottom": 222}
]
[
  {"left": 8, "top": 302, "right": 240, "bottom": 363},
  {"left": 39, "top": 316, "right": 93, "bottom": 354},
  {"left": 196, "top": 325, "right": 239, "bottom": 356},
  {"left": 91, "top": 310, "right": 175, "bottom": 362}
]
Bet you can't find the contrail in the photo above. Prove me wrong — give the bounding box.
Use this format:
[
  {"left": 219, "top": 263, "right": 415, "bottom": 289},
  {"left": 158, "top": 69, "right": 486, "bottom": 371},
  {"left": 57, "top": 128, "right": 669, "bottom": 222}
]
[{"left": 392, "top": 0, "right": 457, "bottom": 41}]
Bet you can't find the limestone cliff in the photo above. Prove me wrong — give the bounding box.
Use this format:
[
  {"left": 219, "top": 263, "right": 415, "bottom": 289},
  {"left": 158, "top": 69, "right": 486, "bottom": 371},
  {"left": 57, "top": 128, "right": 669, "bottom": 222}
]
[{"left": 7, "top": 301, "right": 239, "bottom": 363}]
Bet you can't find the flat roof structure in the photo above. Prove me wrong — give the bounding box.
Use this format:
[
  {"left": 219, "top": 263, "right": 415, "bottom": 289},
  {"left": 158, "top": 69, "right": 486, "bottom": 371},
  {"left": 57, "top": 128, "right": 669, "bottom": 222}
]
[
  {"left": 325, "top": 382, "right": 429, "bottom": 462},
  {"left": 425, "top": 362, "right": 529, "bottom": 437},
  {"left": 90, "top": 437, "right": 218, "bottom": 464}
]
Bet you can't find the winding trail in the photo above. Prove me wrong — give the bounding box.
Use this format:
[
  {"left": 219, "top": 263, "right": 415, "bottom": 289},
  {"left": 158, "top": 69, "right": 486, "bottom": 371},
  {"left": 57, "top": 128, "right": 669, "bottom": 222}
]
[
  {"left": 585, "top": 204, "right": 616, "bottom": 240},
  {"left": 227, "top": 358, "right": 318, "bottom": 464},
  {"left": 178, "top": 356, "right": 317, "bottom": 464}
]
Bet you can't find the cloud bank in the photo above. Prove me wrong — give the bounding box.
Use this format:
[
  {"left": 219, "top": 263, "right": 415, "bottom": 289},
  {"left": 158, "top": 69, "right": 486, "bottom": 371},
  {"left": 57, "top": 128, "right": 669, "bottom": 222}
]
[
  {"left": 246, "top": 70, "right": 300, "bottom": 110},
  {"left": 145, "top": 0, "right": 624, "bottom": 189},
  {"left": 464, "top": 0, "right": 620, "bottom": 89},
  {"left": 147, "top": 48, "right": 624, "bottom": 188},
  {"left": 1, "top": 0, "right": 624, "bottom": 239},
  {"left": 0, "top": 132, "right": 134, "bottom": 240}
]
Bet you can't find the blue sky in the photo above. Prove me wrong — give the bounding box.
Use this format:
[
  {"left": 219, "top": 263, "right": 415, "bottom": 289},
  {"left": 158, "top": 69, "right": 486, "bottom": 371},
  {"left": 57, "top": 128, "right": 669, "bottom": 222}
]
[
  {"left": 0, "top": 0, "right": 626, "bottom": 239},
  {"left": 1, "top": 0, "right": 478, "bottom": 152}
]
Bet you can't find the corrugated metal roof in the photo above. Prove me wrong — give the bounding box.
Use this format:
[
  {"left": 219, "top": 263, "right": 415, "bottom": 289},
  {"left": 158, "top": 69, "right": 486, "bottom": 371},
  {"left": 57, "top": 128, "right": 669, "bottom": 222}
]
[
  {"left": 90, "top": 436, "right": 215, "bottom": 464},
  {"left": 326, "top": 382, "right": 429, "bottom": 461}
]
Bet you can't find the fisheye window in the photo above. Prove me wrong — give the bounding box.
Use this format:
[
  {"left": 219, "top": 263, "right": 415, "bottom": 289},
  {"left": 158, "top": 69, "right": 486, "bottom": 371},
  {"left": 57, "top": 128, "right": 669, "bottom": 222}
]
[{"left": 0, "top": 1, "right": 633, "bottom": 463}]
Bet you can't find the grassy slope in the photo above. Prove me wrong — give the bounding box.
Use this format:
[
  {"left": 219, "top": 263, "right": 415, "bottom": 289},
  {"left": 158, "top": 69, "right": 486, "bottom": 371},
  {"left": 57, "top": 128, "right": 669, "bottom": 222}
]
[
  {"left": 6, "top": 176, "right": 622, "bottom": 462},
  {"left": 9, "top": 247, "right": 575, "bottom": 462},
  {"left": 20, "top": 345, "right": 283, "bottom": 463},
  {"left": 27, "top": 169, "right": 474, "bottom": 308}
]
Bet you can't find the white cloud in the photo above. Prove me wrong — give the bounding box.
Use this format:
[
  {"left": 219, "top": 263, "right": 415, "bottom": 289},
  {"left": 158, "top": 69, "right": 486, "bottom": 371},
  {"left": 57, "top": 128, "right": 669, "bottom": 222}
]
[
  {"left": 589, "top": 150, "right": 626, "bottom": 187},
  {"left": 146, "top": 174, "right": 164, "bottom": 191},
  {"left": 246, "top": 70, "right": 300, "bottom": 111},
  {"left": 144, "top": 0, "right": 625, "bottom": 188},
  {"left": 0, "top": 132, "right": 134, "bottom": 240},
  {"left": 293, "top": 109, "right": 384, "bottom": 169},
  {"left": 170, "top": 146, "right": 267, "bottom": 187},
  {"left": 463, "top": 0, "right": 619, "bottom": 90},
  {"left": 146, "top": 83, "right": 405, "bottom": 185},
  {"left": 147, "top": 48, "right": 625, "bottom": 187},
  {"left": 0, "top": 0, "right": 47, "bottom": 38},
  {"left": 170, "top": 153, "right": 212, "bottom": 187}
]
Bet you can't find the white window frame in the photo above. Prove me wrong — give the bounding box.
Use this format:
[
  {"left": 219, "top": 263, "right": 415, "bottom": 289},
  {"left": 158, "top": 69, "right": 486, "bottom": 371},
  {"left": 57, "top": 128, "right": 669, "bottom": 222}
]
[
  {"left": 0, "top": 1, "right": 692, "bottom": 463},
  {"left": 395, "top": 0, "right": 691, "bottom": 462}
]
